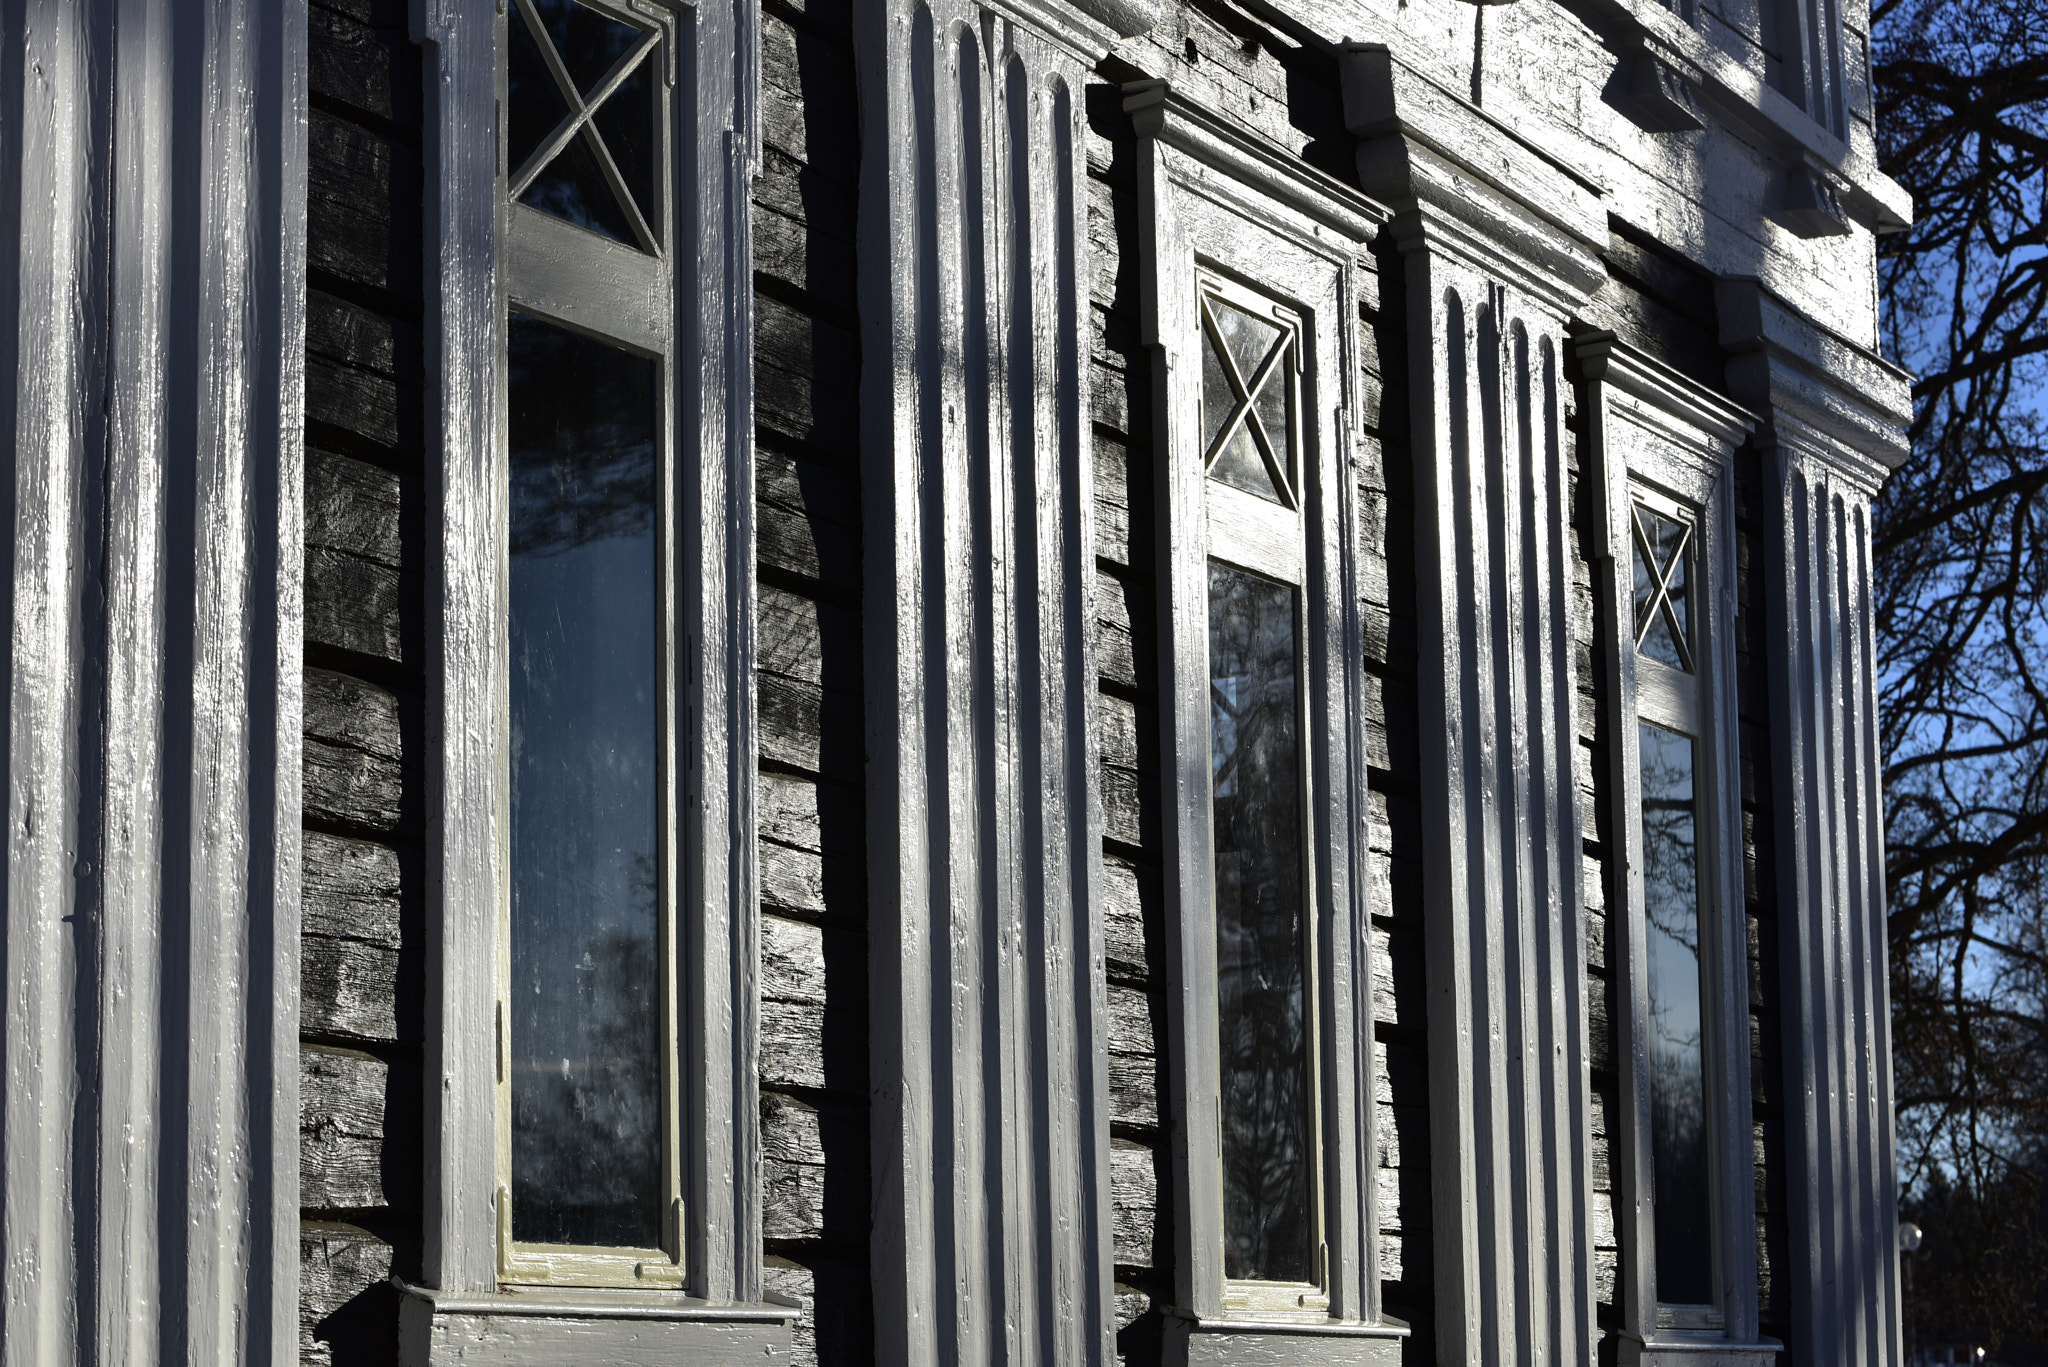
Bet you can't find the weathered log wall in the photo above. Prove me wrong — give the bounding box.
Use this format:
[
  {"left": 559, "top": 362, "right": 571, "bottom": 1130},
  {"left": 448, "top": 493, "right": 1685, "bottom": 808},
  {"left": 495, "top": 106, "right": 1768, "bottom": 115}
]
[
  {"left": 299, "top": 0, "right": 428, "bottom": 1358},
  {"left": 752, "top": 0, "right": 874, "bottom": 1360}
]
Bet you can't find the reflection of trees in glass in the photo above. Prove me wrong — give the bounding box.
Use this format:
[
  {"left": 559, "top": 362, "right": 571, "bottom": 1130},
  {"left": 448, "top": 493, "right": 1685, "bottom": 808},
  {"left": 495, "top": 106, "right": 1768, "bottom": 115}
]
[
  {"left": 511, "top": 903, "right": 663, "bottom": 1249},
  {"left": 505, "top": 312, "right": 664, "bottom": 1251},
  {"left": 1208, "top": 562, "right": 1315, "bottom": 1285},
  {"left": 507, "top": 313, "right": 656, "bottom": 558},
  {"left": 1638, "top": 721, "right": 1714, "bottom": 1304}
]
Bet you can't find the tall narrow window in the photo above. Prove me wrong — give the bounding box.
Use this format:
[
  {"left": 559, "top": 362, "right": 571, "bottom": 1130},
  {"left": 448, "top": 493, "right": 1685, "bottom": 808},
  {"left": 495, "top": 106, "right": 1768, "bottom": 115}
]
[
  {"left": 1581, "top": 331, "right": 1764, "bottom": 1355},
  {"left": 1628, "top": 491, "right": 1719, "bottom": 1320},
  {"left": 1135, "top": 86, "right": 1395, "bottom": 1342},
  {"left": 1631, "top": 499, "right": 1713, "bottom": 1310},
  {"left": 496, "top": 0, "right": 683, "bottom": 1288},
  {"left": 1197, "top": 271, "right": 1325, "bottom": 1309}
]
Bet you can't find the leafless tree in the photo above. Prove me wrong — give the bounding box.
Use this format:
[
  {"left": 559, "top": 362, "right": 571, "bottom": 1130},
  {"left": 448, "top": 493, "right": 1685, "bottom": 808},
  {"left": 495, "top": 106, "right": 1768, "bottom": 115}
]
[{"left": 1874, "top": 0, "right": 2048, "bottom": 1345}]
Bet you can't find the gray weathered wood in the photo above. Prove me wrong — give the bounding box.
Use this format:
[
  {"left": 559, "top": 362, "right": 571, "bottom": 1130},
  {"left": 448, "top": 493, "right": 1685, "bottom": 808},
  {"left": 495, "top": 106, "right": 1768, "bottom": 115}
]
[
  {"left": 304, "top": 668, "right": 407, "bottom": 832},
  {"left": 1110, "top": 1139, "right": 1156, "bottom": 1267},
  {"left": 308, "top": 108, "right": 422, "bottom": 297},
  {"left": 301, "top": 1045, "right": 393, "bottom": 1211},
  {"left": 302, "top": 1220, "right": 396, "bottom": 1366}
]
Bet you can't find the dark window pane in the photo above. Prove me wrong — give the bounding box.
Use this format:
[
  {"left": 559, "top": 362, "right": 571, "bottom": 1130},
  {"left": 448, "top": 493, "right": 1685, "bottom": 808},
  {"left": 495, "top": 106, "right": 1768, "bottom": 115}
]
[
  {"left": 1633, "top": 505, "right": 1693, "bottom": 672},
  {"left": 1209, "top": 561, "right": 1315, "bottom": 1284},
  {"left": 1639, "top": 721, "right": 1713, "bottom": 1305},
  {"left": 507, "top": 313, "right": 663, "bottom": 1251},
  {"left": 507, "top": 10, "right": 572, "bottom": 174},
  {"left": 591, "top": 56, "right": 656, "bottom": 233},
  {"left": 526, "top": 0, "right": 643, "bottom": 99},
  {"left": 521, "top": 131, "right": 635, "bottom": 245},
  {"left": 509, "top": 0, "right": 657, "bottom": 248}
]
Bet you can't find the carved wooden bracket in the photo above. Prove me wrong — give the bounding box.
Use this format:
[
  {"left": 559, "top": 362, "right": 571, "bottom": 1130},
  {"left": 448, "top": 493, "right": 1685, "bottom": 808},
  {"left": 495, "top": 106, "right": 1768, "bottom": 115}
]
[
  {"left": 1779, "top": 159, "right": 1855, "bottom": 239},
  {"left": 1621, "top": 44, "right": 1705, "bottom": 133}
]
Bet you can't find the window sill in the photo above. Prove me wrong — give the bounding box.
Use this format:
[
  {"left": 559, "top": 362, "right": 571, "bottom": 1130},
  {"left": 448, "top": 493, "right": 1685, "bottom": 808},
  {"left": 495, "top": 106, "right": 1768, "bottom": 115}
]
[
  {"left": 1167, "top": 1310, "right": 1409, "bottom": 1366},
  {"left": 1621, "top": 1330, "right": 1783, "bottom": 1367},
  {"left": 396, "top": 1281, "right": 797, "bottom": 1365}
]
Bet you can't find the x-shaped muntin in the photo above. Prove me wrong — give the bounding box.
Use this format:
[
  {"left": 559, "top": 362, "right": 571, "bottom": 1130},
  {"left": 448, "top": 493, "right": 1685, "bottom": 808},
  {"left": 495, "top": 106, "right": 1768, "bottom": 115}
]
[
  {"left": 1199, "top": 292, "right": 1297, "bottom": 508},
  {"left": 1631, "top": 503, "right": 1693, "bottom": 672},
  {"left": 511, "top": 0, "right": 663, "bottom": 255}
]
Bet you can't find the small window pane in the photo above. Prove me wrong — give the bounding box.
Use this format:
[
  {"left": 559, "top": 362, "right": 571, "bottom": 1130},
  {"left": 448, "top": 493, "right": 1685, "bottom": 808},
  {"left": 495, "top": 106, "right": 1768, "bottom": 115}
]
[
  {"left": 507, "top": 12, "right": 573, "bottom": 174},
  {"left": 1632, "top": 505, "right": 1692, "bottom": 672},
  {"left": 509, "top": 0, "right": 658, "bottom": 248},
  {"left": 1210, "top": 295, "right": 1280, "bottom": 380},
  {"left": 527, "top": 0, "right": 644, "bottom": 96},
  {"left": 507, "top": 313, "right": 664, "bottom": 1251},
  {"left": 522, "top": 132, "right": 637, "bottom": 244},
  {"left": 591, "top": 55, "right": 657, "bottom": 230},
  {"left": 1639, "top": 721, "right": 1713, "bottom": 1306},
  {"left": 1209, "top": 561, "right": 1316, "bottom": 1285}
]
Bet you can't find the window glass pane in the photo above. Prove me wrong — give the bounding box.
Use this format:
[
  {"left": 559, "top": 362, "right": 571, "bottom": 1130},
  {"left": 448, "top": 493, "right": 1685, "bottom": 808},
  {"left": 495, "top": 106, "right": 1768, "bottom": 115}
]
[
  {"left": 509, "top": 0, "right": 657, "bottom": 248},
  {"left": 526, "top": 0, "right": 643, "bottom": 97},
  {"left": 1639, "top": 720, "right": 1713, "bottom": 1305},
  {"left": 507, "top": 11, "right": 573, "bottom": 175},
  {"left": 1632, "top": 505, "right": 1692, "bottom": 672},
  {"left": 1201, "top": 297, "right": 1288, "bottom": 506},
  {"left": 507, "top": 313, "right": 664, "bottom": 1250},
  {"left": 522, "top": 133, "right": 637, "bottom": 245},
  {"left": 1209, "top": 561, "right": 1315, "bottom": 1284},
  {"left": 591, "top": 56, "right": 657, "bottom": 231}
]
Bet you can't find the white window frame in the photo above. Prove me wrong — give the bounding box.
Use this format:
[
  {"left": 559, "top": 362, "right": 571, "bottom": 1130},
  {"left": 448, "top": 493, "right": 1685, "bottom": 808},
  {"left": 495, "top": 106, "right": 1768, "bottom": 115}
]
[
  {"left": 1579, "top": 332, "right": 1778, "bottom": 1366},
  {"left": 412, "top": 0, "right": 776, "bottom": 1329},
  {"left": 491, "top": 0, "right": 687, "bottom": 1290},
  {"left": 1129, "top": 80, "right": 1406, "bottom": 1358}
]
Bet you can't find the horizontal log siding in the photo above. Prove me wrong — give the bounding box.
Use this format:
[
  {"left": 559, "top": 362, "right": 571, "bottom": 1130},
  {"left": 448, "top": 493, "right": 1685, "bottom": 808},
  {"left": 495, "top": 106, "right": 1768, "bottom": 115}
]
[
  {"left": 1086, "top": 78, "right": 1172, "bottom": 1367},
  {"left": 1735, "top": 442, "right": 1792, "bottom": 1344},
  {"left": 1361, "top": 233, "right": 1435, "bottom": 1367},
  {"left": 754, "top": 1, "right": 872, "bottom": 1362},
  {"left": 1571, "top": 364, "right": 1622, "bottom": 1355},
  {"left": 298, "top": 0, "right": 428, "bottom": 1361}
]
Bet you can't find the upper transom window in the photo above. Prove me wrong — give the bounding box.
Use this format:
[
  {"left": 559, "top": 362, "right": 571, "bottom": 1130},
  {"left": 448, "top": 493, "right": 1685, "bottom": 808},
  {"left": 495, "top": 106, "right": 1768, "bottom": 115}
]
[
  {"left": 507, "top": 0, "right": 663, "bottom": 253},
  {"left": 1631, "top": 501, "right": 1693, "bottom": 673},
  {"left": 1200, "top": 290, "right": 1299, "bottom": 509}
]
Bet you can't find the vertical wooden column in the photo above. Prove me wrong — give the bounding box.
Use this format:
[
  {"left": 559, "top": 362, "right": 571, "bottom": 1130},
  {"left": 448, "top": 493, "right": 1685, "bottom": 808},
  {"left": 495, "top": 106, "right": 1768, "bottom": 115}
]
[
  {"left": 1402, "top": 229, "right": 1596, "bottom": 1367},
  {"left": 1767, "top": 438, "right": 1896, "bottom": 1367},
  {"left": 855, "top": 2, "right": 1147, "bottom": 1361},
  {"left": 1720, "top": 279, "right": 1910, "bottom": 1367},
  {"left": 0, "top": 0, "right": 308, "bottom": 1359},
  {"left": 1344, "top": 42, "right": 1608, "bottom": 1367}
]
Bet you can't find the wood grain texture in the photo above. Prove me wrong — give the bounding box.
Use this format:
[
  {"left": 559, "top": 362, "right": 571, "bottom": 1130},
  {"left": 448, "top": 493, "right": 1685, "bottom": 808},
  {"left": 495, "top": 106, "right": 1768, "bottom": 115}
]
[
  {"left": 308, "top": 108, "right": 422, "bottom": 299},
  {"left": 857, "top": 9, "right": 1114, "bottom": 1363},
  {"left": 301, "top": 1044, "right": 416, "bottom": 1213},
  {"left": 301, "top": 1221, "right": 398, "bottom": 1367}
]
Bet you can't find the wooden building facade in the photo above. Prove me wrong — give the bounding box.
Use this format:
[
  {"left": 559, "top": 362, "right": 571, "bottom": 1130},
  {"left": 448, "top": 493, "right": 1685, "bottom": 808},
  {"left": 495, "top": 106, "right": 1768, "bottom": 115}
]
[{"left": 0, "top": 0, "right": 1911, "bottom": 1362}]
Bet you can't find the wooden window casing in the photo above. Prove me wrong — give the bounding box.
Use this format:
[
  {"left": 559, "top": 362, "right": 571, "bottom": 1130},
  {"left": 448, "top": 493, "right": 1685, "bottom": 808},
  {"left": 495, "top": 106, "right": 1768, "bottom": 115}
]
[
  {"left": 1131, "top": 84, "right": 1405, "bottom": 1354},
  {"left": 1580, "top": 333, "right": 1773, "bottom": 1363},
  {"left": 492, "top": 0, "right": 687, "bottom": 1291}
]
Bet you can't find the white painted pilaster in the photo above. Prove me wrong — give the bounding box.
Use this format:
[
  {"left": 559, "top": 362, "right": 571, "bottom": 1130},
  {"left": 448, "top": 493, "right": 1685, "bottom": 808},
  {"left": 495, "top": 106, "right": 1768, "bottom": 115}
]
[
  {"left": 855, "top": 3, "right": 1143, "bottom": 1361},
  {"left": 1342, "top": 41, "right": 1604, "bottom": 1367}
]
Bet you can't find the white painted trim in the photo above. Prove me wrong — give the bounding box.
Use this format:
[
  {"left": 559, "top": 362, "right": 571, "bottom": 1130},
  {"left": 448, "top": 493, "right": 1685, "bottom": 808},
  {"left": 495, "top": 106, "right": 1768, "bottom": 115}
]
[
  {"left": 1379, "top": 141, "right": 1598, "bottom": 1367},
  {"left": 856, "top": 9, "right": 1115, "bottom": 1363},
  {"left": 1579, "top": 332, "right": 1770, "bottom": 1359},
  {"left": 1129, "top": 79, "right": 1401, "bottom": 1355},
  {"left": 1, "top": 0, "right": 307, "bottom": 1356},
  {"left": 1754, "top": 398, "right": 1904, "bottom": 1367},
  {"left": 416, "top": 0, "right": 765, "bottom": 1326}
]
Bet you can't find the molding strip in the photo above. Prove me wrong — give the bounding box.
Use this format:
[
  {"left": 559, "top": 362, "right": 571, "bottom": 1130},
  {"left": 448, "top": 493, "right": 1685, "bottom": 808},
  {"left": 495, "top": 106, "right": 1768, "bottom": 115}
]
[
  {"left": 856, "top": 6, "right": 1112, "bottom": 1362},
  {"left": 0, "top": 0, "right": 308, "bottom": 1358}
]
